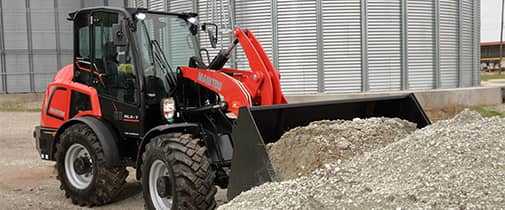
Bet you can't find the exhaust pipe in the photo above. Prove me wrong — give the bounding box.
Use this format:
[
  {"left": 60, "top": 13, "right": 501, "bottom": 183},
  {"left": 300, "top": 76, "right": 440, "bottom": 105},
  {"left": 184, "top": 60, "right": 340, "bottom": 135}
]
[{"left": 227, "top": 93, "right": 430, "bottom": 199}]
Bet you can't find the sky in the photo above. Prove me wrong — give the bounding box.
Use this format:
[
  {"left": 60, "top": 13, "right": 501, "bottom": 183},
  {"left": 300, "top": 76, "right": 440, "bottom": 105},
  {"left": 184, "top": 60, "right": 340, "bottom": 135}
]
[{"left": 482, "top": 0, "right": 503, "bottom": 42}]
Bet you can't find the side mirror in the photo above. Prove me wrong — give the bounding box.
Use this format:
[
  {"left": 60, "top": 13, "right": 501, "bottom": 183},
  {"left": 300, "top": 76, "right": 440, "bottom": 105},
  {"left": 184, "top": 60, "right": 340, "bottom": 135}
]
[
  {"left": 202, "top": 23, "right": 218, "bottom": 48},
  {"left": 112, "top": 22, "right": 128, "bottom": 46}
]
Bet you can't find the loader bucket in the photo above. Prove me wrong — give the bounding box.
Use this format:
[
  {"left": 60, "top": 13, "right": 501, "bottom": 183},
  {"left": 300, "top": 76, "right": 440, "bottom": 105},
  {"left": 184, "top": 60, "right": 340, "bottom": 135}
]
[{"left": 227, "top": 93, "right": 430, "bottom": 199}]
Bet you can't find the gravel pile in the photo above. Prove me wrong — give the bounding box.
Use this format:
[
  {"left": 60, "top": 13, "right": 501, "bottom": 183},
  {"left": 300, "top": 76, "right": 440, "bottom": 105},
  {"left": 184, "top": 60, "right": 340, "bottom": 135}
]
[
  {"left": 219, "top": 110, "right": 505, "bottom": 209},
  {"left": 267, "top": 118, "right": 417, "bottom": 180}
]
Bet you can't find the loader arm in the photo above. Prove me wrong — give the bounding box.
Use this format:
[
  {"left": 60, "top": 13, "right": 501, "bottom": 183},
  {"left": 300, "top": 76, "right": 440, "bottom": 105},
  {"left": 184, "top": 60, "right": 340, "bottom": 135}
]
[{"left": 180, "top": 28, "right": 288, "bottom": 115}]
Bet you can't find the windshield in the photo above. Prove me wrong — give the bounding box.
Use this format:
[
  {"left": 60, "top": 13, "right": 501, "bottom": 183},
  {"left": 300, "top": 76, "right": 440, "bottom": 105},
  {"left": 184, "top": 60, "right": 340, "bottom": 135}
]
[{"left": 137, "top": 12, "right": 199, "bottom": 94}]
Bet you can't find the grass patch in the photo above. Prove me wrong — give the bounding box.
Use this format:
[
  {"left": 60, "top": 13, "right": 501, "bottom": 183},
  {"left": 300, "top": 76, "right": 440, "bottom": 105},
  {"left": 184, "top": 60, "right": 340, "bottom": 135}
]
[
  {"left": 469, "top": 106, "right": 505, "bottom": 117},
  {"left": 481, "top": 73, "right": 505, "bottom": 81},
  {"left": 0, "top": 108, "right": 41, "bottom": 112},
  {"left": 0, "top": 101, "right": 41, "bottom": 112}
]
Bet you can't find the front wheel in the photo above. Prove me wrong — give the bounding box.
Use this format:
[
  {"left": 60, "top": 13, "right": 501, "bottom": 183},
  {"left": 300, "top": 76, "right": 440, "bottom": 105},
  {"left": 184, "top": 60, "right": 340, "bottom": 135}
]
[{"left": 142, "top": 133, "right": 217, "bottom": 210}]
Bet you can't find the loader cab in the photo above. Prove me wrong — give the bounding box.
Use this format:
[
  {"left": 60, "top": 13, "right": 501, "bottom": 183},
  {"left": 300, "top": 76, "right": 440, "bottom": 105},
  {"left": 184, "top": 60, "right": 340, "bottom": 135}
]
[{"left": 70, "top": 7, "right": 206, "bottom": 137}]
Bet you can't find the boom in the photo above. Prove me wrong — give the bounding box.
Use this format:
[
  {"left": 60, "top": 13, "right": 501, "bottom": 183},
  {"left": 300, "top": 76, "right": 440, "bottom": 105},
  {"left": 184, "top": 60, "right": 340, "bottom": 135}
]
[{"left": 180, "top": 28, "right": 288, "bottom": 115}]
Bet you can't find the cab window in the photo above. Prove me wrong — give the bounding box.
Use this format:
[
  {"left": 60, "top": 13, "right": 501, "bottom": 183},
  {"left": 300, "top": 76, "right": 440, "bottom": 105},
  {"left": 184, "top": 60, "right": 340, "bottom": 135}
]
[{"left": 91, "top": 11, "right": 137, "bottom": 104}]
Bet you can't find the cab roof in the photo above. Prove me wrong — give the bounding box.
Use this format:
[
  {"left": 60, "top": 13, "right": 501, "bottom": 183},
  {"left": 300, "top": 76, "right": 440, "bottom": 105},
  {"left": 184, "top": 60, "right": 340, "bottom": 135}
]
[{"left": 67, "top": 6, "right": 197, "bottom": 21}]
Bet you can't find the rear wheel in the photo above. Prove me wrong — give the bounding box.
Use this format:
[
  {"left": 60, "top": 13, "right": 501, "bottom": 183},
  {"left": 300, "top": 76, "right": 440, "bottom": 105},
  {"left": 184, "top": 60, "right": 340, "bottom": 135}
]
[
  {"left": 142, "top": 133, "right": 217, "bottom": 210},
  {"left": 55, "top": 124, "right": 128, "bottom": 206}
]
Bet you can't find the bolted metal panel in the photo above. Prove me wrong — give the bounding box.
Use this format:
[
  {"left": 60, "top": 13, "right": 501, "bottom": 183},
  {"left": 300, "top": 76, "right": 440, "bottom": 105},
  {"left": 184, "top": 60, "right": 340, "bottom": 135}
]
[
  {"left": 473, "top": 0, "right": 480, "bottom": 85},
  {"left": 400, "top": 0, "right": 408, "bottom": 90},
  {"left": 460, "top": 0, "right": 473, "bottom": 87},
  {"left": 457, "top": 0, "right": 462, "bottom": 87},
  {"left": 168, "top": 0, "right": 195, "bottom": 12},
  {"left": 3, "top": 0, "right": 29, "bottom": 93},
  {"left": 54, "top": 0, "right": 62, "bottom": 69},
  {"left": 30, "top": 0, "right": 56, "bottom": 50},
  {"left": 147, "top": 0, "right": 165, "bottom": 11},
  {"left": 84, "top": 0, "right": 109, "bottom": 7},
  {"left": 132, "top": 0, "right": 145, "bottom": 7},
  {"left": 407, "top": 0, "right": 435, "bottom": 90},
  {"left": 107, "top": 0, "right": 126, "bottom": 7},
  {"left": 433, "top": 0, "right": 440, "bottom": 88},
  {"left": 26, "top": 0, "right": 35, "bottom": 92},
  {"left": 234, "top": 0, "right": 274, "bottom": 70},
  {"left": 360, "top": 0, "right": 368, "bottom": 91},
  {"left": 272, "top": 0, "right": 278, "bottom": 70},
  {"left": 57, "top": 0, "right": 79, "bottom": 52},
  {"left": 5, "top": 54, "right": 30, "bottom": 93},
  {"left": 322, "top": 0, "right": 362, "bottom": 93},
  {"left": 3, "top": 0, "right": 28, "bottom": 50},
  {"left": 367, "top": 0, "right": 402, "bottom": 91},
  {"left": 0, "top": 0, "right": 6, "bottom": 93},
  {"left": 0, "top": 0, "right": 481, "bottom": 93},
  {"left": 316, "top": 0, "right": 323, "bottom": 92},
  {"left": 33, "top": 54, "right": 58, "bottom": 92},
  {"left": 126, "top": 0, "right": 135, "bottom": 7},
  {"left": 31, "top": 0, "right": 58, "bottom": 93},
  {"left": 198, "top": 0, "right": 232, "bottom": 67},
  {"left": 439, "top": 0, "right": 458, "bottom": 88},
  {"left": 276, "top": 0, "right": 318, "bottom": 94}
]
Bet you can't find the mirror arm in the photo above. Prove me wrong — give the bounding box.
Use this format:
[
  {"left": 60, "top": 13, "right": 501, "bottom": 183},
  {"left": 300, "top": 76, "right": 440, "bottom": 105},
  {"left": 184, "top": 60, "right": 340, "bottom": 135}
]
[{"left": 200, "top": 48, "right": 211, "bottom": 64}]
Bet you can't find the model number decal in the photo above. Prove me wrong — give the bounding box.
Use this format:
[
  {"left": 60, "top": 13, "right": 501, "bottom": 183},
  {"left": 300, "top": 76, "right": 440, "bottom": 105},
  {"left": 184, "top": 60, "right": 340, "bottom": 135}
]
[
  {"left": 198, "top": 72, "right": 222, "bottom": 91},
  {"left": 123, "top": 114, "right": 139, "bottom": 120}
]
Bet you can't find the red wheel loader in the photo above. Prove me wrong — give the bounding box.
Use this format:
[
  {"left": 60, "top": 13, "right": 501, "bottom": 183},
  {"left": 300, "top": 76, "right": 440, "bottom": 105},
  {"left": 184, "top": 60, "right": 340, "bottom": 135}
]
[{"left": 33, "top": 7, "right": 430, "bottom": 209}]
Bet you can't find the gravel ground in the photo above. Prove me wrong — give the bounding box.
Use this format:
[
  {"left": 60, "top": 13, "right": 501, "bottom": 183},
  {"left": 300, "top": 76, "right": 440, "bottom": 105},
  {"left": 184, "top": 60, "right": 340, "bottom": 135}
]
[
  {"left": 267, "top": 118, "right": 416, "bottom": 180},
  {"left": 219, "top": 110, "right": 505, "bottom": 209},
  {"left": 0, "top": 112, "right": 227, "bottom": 209}
]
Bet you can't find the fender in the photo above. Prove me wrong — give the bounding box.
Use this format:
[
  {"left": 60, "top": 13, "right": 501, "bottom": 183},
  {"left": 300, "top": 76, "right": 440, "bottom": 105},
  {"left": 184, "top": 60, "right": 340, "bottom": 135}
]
[
  {"left": 55, "top": 116, "right": 121, "bottom": 167},
  {"left": 135, "top": 123, "right": 201, "bottom": 179}
]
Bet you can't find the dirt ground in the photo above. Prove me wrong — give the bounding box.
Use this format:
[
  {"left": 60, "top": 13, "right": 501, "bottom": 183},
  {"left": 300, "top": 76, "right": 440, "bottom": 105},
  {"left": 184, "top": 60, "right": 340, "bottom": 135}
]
[
  {"left": 0, "top": 112, "right": 226, "bottom": 209},
  {"left": 0, "top": 94, "right": 503, "bottom": 209}
]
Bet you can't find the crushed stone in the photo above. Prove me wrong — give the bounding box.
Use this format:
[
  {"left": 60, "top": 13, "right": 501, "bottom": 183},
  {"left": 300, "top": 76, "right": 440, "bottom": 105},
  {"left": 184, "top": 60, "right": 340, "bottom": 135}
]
[
  {"left": 219, "top": 110, "right": 505, "bottom": 209},
  {"left": 267, "top": 118, "right": 417, "bottom": 180}
]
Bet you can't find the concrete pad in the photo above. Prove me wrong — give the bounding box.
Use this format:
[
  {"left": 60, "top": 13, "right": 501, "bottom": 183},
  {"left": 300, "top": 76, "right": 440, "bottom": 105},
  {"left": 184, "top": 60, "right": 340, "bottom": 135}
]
[
  {"left": 1, "top": 85, "right": 504, "bottom": 112},
  {"left": 286, "top": 86, "right": 505, "bottom": 111}
]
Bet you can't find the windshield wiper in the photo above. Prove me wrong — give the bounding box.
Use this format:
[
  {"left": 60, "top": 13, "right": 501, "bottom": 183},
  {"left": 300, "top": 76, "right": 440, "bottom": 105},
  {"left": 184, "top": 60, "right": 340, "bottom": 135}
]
[{"left": 151, "top": 40, "right": 178, "bottom": 87}]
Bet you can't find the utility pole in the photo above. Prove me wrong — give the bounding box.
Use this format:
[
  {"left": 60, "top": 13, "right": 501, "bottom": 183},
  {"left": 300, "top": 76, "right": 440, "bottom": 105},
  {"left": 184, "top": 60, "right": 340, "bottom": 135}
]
[{"left": 500, "top": 0, "right": 504, "bottom": 74}]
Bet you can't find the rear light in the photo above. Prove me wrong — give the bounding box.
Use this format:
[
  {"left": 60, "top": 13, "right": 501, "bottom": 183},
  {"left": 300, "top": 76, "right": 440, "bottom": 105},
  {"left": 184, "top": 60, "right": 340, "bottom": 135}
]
[{"left": 162, "top": 98, "right": 175, "bottom": 122}]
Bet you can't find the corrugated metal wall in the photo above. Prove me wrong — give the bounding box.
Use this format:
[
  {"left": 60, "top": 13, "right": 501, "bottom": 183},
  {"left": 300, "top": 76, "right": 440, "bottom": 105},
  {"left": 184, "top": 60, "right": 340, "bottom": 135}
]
[
  {"left": 439, "top": 0, "right": 459, "bottom": 88},
  {"left": 460, "top": 0, "right": 476, "bottom": 87},
  {"left": 198, "top": 0, "right": 231, "bottom": 66},
  {"left": 234, "top": 0, "right": 273, "bottom": 70},
  {"left": 322, "top": 0, "right": 362, "bottom": 93},
  {"left": 0, "top": 0, "right": 480, "bottom": 94},
  {"left": 277, "top": 0, "right": 318, "bottom": 93},
  {"left": 367, "top": 0, "right": 402, "bottom": 91},
  {"left": 407, "top": 0, "right": 435, "bottom": 90},
  {"left": 196, "top": 0, "right": 480, "bottom": 94},
  {"left": 0, "top": 0, "right": 127, "bottom": 93}
]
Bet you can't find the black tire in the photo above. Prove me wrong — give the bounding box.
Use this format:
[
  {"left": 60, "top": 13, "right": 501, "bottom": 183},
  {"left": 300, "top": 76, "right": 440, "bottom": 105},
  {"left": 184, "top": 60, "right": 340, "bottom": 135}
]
[
  {"left": 55, "top": 124, "right": 128, "bottom": 206},
  {"left": 142, "top": 133, "right": 217, "bottom": 210}
]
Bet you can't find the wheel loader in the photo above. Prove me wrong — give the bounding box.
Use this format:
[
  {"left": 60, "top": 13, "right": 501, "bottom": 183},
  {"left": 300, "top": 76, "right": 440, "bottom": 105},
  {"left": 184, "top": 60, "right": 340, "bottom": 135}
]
[{"left": 33, "top": 7, "right": 430, "bottom": 209}]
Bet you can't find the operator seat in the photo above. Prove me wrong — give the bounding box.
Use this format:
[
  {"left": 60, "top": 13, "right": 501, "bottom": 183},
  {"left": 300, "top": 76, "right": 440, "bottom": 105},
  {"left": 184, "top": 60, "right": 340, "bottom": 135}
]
[
  {"left": 101, "top": 42, "right": 120, "bottom": 98},
  {"left": 104, "top": 42, "right": 119, "bottom": 78}
]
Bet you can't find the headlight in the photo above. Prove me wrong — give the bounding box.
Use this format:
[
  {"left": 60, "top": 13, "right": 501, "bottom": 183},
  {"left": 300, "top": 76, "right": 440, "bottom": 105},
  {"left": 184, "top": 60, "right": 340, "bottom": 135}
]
[
  {"left": 162, "top": 97, "right": 175, "bottom": 122},
  {"left": 187, "top": 17, "right": 198, "bottom": 24},
  {"left": 135, "top": 13, "right": 146, "bottom": 20}
]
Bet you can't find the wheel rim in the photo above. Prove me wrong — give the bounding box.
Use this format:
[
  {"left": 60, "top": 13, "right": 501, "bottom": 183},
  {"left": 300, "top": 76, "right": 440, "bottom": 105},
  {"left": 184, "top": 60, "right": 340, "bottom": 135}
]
[
  {"left": 64, "top": 143, "right": 93, "bottom": 190},
  {"left": 149, "top": 160, "right": 173, "bottom": 209}
]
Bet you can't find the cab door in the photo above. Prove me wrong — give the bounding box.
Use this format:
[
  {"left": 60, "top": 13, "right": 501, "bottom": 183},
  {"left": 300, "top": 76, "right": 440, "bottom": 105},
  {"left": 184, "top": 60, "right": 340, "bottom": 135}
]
[{"left": 89, "top": 10, "right": 143, "bottom": 138}]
